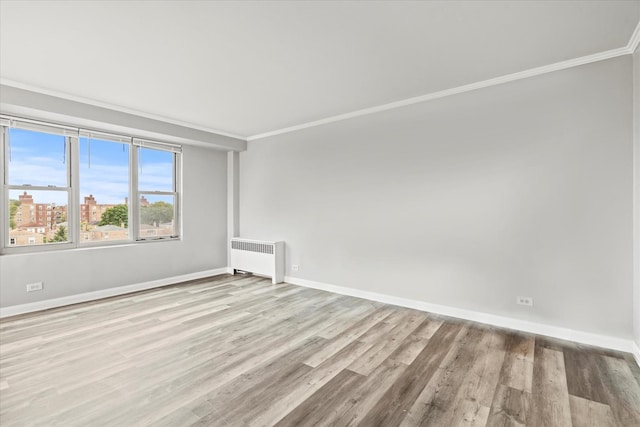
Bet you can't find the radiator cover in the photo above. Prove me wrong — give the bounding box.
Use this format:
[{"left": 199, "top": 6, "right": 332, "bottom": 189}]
[{"left": 230, "top": 238, "right": 284, "bottom": 284}]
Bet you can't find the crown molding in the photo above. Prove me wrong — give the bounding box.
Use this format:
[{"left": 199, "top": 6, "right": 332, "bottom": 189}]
[
  {"left": 248, "top": 45, "right": 632, "bottom": 141},
  {"left": 249, "top": 19, "right": 640, "bottom": 142},
  {"left": 4, "top": 18, "right": 639, "bottom": 143},
  {"left": 0, "top": 78, "right": 247, "bottom": 141}
]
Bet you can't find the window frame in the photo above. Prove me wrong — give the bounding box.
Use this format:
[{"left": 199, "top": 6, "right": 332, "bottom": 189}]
[
  {"left": 78, "top": 130, "right": 133, "bottom": 246},
  {"left": 1, "top": 115, "right": 182, "bottom": 254},
  {"left": 2, "top": 120, "right": 77, "bottom": 253},
  {"left": 133, "top": 140, "right": 181, "bottom": 241}
]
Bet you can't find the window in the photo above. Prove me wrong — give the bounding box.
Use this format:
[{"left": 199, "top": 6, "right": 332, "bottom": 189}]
[
  {"left": 79, "top": 132, "right": 130, "bottom": 244},
  {"left": 1, "top": 116, "right": 181, "bottom": 253},
  {"left": 3, "top": 123, "right": 72, "bottom": 248},
  {"left": 136, "top": 144, "right": 179, "bottom": 240}
]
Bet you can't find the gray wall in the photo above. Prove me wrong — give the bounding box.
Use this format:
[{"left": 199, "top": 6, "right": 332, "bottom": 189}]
[
  {"left": 634, "top": 47, "right": 640, "bottom": 349},
  {"left": 0, "top": 85, "right": 246, "bottom": 151},
  {"left": 240, "top": 55, "right": 634, "bottom": 340},
  {"left": 0, "top": 144, "right": 228, "bottom": 307}
]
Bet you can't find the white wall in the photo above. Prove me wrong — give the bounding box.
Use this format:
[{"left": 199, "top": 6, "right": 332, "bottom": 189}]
[
  {"left": 240, "top": 55, "right": 634, "bottom": 340},
  {"left": 0, "top": 143, "right": 228, "bottom": 307}
]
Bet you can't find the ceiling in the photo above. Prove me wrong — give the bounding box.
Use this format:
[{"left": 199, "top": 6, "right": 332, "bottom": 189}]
[{"left": 1, "top": 1, "right": 639, "bottom": 140}]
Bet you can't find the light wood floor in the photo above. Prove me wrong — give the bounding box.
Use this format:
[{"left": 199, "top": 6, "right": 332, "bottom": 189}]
[{"left": 1, "top": 275, "right": 639, "bottom": 426}]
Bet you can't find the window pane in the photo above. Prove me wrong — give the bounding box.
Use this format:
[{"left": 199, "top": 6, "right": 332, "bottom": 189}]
[
  {"left": 138, "top": 148, "right": 173, "bottom": 192},
  {"left": 79, "top": 137, "right": 130, "bottom": 243},
  {"left": 139, "top": 194, "right": 175, "bottom": 238},
  {"left": 7, "top": 128, "right": 67, "bottom": 187},
  {"left": 8, "top": 189, "right": 69, "bottom": 246}
]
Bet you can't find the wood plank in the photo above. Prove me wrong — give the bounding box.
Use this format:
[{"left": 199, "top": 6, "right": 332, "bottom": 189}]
[
  {"left": 528, "top": 343, "right": 573, "bottom": 427},
  {"left": 303, "top": 306, "right": 395, "bottom": 367},
  {"left": 401, "top": 326, "right": 485, "bottom": 426},
  {"left": 389, "top": 316, "right": 444, "bottom": 365},
  {"left": 497, "top": 332, "right": 534, "bottom": 393},
  {"left": 332, "top": 359, "right": 409, "bottom": 426},
  {"left": 461, "top": 327, "right": 508, "bottom": 407},
  {"left": 446, "top": 327, "right": 508, "bottom": 425},
  {"left": 486, "top": 384, "right": 530, "bottom": 426},
  {"left": 245, "top": 328, "right": 394, "bottom": 426},
  {"left": 449, "top": 400, "right": 491, "bottom": 426},
  {"left": 564, "top": 348, "right": 608, "bottom": 404},
  {"left": 568, "top": 394, "right": 615, "bottom": 427},
  {"left": 595, "top": 354, "right": 640, "bottom": 426},
  {"left": 175, "top": 336, "right": 327, "bottom": 425},
  {"left": 358, "top": 321, "right": 465, "bottom": 426},
  {"left": 273, "top": 369, "right": 366, "bottom": 427},
  {"left": 347, "top": 310, "right": 427, "bottom": 376}
]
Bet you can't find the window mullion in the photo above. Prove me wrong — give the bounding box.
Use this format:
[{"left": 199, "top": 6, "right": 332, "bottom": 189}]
[
  {"left": 1, "top": 127, "right": 6, "bottom": 249},
  {"left": 138, "top": 191, "right": 176, "bottom": 196},
  {"left": 175, "top": 151, "right": 181, "bottom": 239},
  {"left": 7, "top": 185, "right": 69, "bottom": 192},
  {"left": 69, "top": 136, "right": 79, "bottom": 247},
  {"left": 130, "top": 145, "right": 139, "bottom": 242},
  {"left": 1, "top": 126, "right": 6, "bottom": 185}
]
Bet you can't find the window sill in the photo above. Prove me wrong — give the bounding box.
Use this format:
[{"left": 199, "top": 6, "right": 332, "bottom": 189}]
[{"left": 0, "top": 236, "right": 182, "bottom": 256}]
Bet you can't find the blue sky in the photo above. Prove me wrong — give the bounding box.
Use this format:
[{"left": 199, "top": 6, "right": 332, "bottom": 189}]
[{"left": 8, "top": 128, "right": 174, "bottom": 205}]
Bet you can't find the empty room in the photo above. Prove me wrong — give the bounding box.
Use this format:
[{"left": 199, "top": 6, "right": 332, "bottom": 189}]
[{"left": 1, "top": 1, "right": 639, "bottom": 426}]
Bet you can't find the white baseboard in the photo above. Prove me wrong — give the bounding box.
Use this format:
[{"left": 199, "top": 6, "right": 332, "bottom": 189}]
[
  {"left": 0, "top": 267, "right": 229, "bottom": 318},
  {"left": 285, "top": 276, "right": 637, "bottom": 357},
  {"left": 2, "top": 269, "right": 637, "bottom": 365}
]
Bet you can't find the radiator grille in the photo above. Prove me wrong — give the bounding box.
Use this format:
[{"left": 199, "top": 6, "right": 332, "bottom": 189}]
[{"left": 231, "top": 240, "right": 274, "bottom": 254}]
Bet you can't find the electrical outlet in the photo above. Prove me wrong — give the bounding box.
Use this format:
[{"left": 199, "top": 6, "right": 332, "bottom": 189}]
[
  {"left": 516, "top": 296, "right": 533, "bottom": 306},
  {"left": 292, "top": 264, "right": 299, "bottom": 272},
  {"left": 26, "top": 282, "right": 43, "bottom": 292}
]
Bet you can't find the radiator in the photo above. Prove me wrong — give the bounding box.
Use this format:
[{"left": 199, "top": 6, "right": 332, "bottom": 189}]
[{"left": 230, "top": 238, "right": 285, "bottom": 284}]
